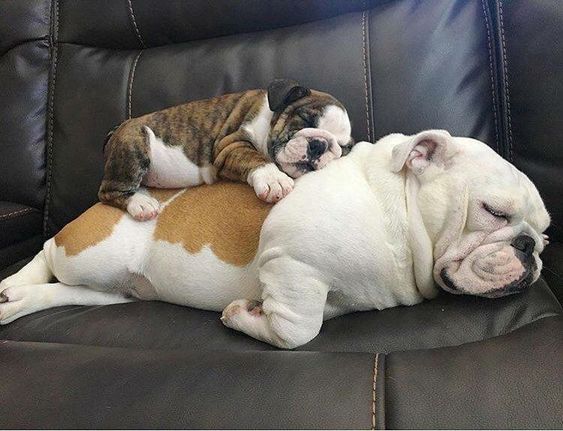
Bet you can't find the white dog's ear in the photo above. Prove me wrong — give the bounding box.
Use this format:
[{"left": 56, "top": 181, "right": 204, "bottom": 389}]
[{"left": 391, "top": 130, "right": 452, "bottom": 174}]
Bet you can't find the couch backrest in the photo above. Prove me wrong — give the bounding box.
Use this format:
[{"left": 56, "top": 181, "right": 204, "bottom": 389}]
[{"left": 1, "top": 0, "right": 561, "bottom": 240}]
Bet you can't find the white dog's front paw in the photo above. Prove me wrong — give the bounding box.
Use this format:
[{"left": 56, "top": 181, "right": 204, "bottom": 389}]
[
  {"left": 127, "top": 192, "right": 161, "bottom": 221},
  {"left": 248, "top": 163, "right": 294, "bottom": 203},
  {"left": 221, "top": 299, "right": 263, "bottom": 330}
]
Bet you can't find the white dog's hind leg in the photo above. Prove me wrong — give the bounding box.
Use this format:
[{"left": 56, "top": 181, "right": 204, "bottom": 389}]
[
  {"left": 221, "top": 255, "right": 328, "bottom": 349},
  {"left": 0, "top": 251, "right": 53, "bottom": 289},
  {"left": 0, "top": 282, "right": 132, "bottom": 325}
]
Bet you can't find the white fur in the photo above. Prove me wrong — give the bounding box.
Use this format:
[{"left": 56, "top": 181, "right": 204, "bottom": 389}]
[
  {"left": 142, "top": 126, "right": 216, "bottom": 188},
  {"left": 242, "top": 95, "right": 273, "bottom": 157},
  {"left": 317, "top": 105, "right": 352, "bottom": 145},
  {"left": 127, "top": 191, "right": 161, "bottom": 221},
  {"left": 247, "top": 163, "right": 294, "bottom": 203},
  {"left": 0, "top": 131, "right": 550, "bottom": 348}
]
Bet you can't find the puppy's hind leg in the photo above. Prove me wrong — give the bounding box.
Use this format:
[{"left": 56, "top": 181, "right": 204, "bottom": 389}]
[
  {"left": 98, "top": 127, "right": 160, "bottom": 221},
  {"left": 221, "top": 255, "right": 328, "bottom": 349},
  {"left": 0, "top": 282, "right": 133, "bottom": 325}
]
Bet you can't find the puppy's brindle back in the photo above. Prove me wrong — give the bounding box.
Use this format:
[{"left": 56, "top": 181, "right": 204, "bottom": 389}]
[{"left": 99, "top": 90, "right": 266, "bottom": 210}]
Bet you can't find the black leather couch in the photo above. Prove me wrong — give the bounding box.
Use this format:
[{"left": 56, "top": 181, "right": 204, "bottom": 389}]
[{"left": 1, "top": 0, "right": 562, "bottom": 428}]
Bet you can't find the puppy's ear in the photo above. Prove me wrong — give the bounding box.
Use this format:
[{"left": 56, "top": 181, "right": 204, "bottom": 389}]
[
  {"left": 267, "top": 79, "right": 311, "bottom": 112},
  {"left": 391, "top": 129, "right": 453, "bottom": 175}
]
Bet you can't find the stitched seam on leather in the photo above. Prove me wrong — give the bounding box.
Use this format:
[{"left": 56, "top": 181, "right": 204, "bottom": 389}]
[
  {"left": 127, "top": 0, "right": 146, "bottom": 49},
  {"left": 480, "top": 0, "right": 500, "bottom": 154},
  {"left": 43, "top": 0, "right": 59, "bottom": 236},
  {"left": 498, "top": 0, "right": 513, "bottom": 161},
  {"left": 371, "top": 353, "right": 379, "bottom": 430},
  {"left": 0, "top": 208, "right": 36, "bottom": 221},
  {"left": 361, "top": 10, "right": 372, "bottom": 142},
  {"left": 127, "top": 51, "right": 143, "bottom": 119}
]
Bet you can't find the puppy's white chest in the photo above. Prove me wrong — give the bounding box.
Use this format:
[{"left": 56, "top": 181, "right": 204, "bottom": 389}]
[
  {"left": 242, "top": 95, "right": 273, "bottom": 156},
  {"left": 141, "top": 126, "right": 216, "bottom": 188}
]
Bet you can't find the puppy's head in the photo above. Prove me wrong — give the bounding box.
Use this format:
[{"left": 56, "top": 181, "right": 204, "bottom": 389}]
[
  {"left": 390, "top": 130, "right": 550, "bottom": 298},
  {"left": 267, "top": 79, "right": 354, "bottom": 178}
]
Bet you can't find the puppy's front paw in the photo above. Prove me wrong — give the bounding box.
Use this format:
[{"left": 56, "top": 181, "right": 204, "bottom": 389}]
[
  {"left": 248, "top": 163, "right": 294, "bottom": 203},
  {"left": 127, "top": 193, "right": 161, "bottom": 221}
]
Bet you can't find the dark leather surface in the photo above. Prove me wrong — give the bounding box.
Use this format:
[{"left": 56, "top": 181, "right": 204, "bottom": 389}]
[
  {"left": 0, "top": 236, "right": 43, "bottom": 271},
  {"left": 542, "top": 242, "right": 563, "bottom": 304},
  {"left": 369, "top": 0, "right": 499, "bottom": 147},
  {"left": 0, "top": 0, "right": 50, "bottom": 55},
  {"left": 0, "top": 202, "right": 42, "bottom": 249},
  {"left": 385, "top": 315, "right": 563, "bottom": 429},
  {"left": 59, "top": 0, "right": 373, "bottom": 49},
  {"left": 0, "top": 340, "right": 375, "bottom": 429},
  {"left": 0, "top": 29, "right": 49, "bottom": 209},
  {"left": 0, "top": 318, "right": 561, "bottom": 429},
  {"left": 492, "top": 0, "right": 563, "bottom": 240},
  {"left": 0, "top": 202, "right": 43, "bottom": 269}
]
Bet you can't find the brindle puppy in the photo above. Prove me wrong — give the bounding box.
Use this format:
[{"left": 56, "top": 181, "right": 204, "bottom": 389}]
[{"left": 99, "top": 79, "right": 354, "bottom": 220}]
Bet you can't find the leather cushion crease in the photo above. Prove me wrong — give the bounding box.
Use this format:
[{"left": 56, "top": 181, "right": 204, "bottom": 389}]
[{"left": 0, "top": 0, "right": 562, "bottom": 428}]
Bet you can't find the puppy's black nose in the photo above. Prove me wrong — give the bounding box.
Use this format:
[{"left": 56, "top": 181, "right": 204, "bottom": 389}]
[
  {"left": 308, "top": 139, "right": 327, "bottom": 159},
  {"left": 511, "top": 235, "right": 535, "bottom": 255}
]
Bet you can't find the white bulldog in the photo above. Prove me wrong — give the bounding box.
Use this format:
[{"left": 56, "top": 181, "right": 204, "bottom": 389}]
[{"left": 0, "top": 130, "right": 550, "bottom": 348}]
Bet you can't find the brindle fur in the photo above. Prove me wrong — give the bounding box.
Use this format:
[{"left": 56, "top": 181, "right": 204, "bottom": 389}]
[
  {"left": 99, "top": 90, "right": 267, "bottom": 210},
  {"left": 99, "top": 85, "right": 351, "bottom": 211}
]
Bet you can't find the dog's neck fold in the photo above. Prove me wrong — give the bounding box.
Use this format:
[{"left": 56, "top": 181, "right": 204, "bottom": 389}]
[{"left": 405, "top": 173, "right": 439, "bottom": 299}]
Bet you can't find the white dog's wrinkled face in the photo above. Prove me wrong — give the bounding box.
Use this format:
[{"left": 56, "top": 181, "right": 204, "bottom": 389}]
[{"left": 390, "top": 130, "right": 550, "bottom": 298}]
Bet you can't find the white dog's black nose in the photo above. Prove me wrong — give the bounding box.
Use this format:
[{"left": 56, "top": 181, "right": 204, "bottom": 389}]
[
  {"left": 511, "top": 235, "right": 535, "bottom": 255},
  {"left": 308, "top": 139, "right": 327, "bottom": 159}
]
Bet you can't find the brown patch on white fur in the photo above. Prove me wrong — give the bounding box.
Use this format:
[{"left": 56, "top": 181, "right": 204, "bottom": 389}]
[
  {"left": 153, "top": 182, "right": 272, "bottom": 266},
  {"left": 148, "top": 188, "right": 183, "bottom": 203},
  {"left": 54, "top": 203, "right": 124, "bottom": 256}
]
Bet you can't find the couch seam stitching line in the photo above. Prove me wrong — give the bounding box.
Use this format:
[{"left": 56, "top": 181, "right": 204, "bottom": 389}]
[
  {"left": 43, "top": 0, "right": 59, "bottom": 236},
  {"left": 0, "top": 208, "right": 36, "bottom": 221},
  {"left": 480, "top": 0, "right": 500, "bottom": 154},
  {"left": 371, "top": 353, "right": 379, "bottom": 429},
  {"left": 128, "top": 51, "right": 143, "bottom": 119},
  {"left": 127, "top": 0, "right": 146, "bottom": 49},
  {"left": 498, "top": 0, "right": 513, "bottom": 161},
  {"left": 361, "top": 10, "right": 372, "bottom": 142}
]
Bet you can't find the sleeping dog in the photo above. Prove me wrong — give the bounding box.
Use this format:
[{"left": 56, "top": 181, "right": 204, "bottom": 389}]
[
  {"left": 99, "top": 79, "right": 353, "bottom": 220},
  {"left": 0, "top": 131, "right": 549, "bottom": 348}
]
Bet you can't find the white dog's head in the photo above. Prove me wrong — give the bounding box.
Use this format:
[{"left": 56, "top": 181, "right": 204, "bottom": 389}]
[{"left": 390, "top": 130, "right": 550, "bottom": 298}]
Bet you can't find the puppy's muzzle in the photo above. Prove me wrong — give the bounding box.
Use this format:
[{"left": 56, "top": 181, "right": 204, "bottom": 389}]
[
  {"left": 275, "top": 128, "right": 342, "bottom": 178},
  {"left": 308, "top": 138, "right": 328, "bottom": 160}
]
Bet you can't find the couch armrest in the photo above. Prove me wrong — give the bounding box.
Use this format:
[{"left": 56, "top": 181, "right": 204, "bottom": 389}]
[{"left": 0, "top": 202, "right": 43, "bottom": 269}]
